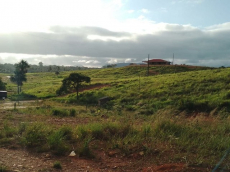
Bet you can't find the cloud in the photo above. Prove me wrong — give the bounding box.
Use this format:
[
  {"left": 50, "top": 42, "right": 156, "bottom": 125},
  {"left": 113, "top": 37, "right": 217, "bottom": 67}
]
[
  {"left": 172, "top": 0, "right": 204, "bottom": 4},
  {"left": 140, "top": 9, "right": 150, "bottom": 14},
  {"left": 127, "top": 10, "right": 135, "bottom": 13},
  {"left": 0, "top": 0, "right": 123, "bottom": 33},
  {"left": 0, "top": 23, "right": 230, "bottom": 67},
  {"left": 125, "top": 58, "right": 136, "bottom": 63},
  {"left": 107, "top": 58, "right": 118, "bottom": 64}
]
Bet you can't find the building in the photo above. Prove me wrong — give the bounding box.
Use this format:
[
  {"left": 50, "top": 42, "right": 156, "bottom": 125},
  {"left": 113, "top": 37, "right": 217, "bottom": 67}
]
[
  {"left": 143, "top": 59, "right": 171, "bottom": 65},
  {"left": 0, "top": 91, "right": 7, "bottom": 99}
]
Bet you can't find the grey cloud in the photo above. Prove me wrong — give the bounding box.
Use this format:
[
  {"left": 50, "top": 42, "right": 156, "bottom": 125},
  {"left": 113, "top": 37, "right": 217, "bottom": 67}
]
[
  {"left": 49, "top": 26, "right": 131, "bottom": 37},
  {"left": 0, "top": 24, "right": 230, "bottom": 67}
]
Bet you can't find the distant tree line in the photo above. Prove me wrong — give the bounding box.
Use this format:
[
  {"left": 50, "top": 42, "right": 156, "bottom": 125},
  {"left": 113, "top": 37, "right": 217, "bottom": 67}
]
[
  {"left": 0, "top": 62, "right": 89, "bottom": 73},
  {"left": 102, "top": 64, "right": 117, "bottom": 68},
  {"left": 0, "top": 63, "right": 15, "bottom": 73}
]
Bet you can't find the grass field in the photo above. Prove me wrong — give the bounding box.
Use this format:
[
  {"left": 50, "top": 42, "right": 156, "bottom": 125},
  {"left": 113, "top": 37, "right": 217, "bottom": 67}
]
[{"left": 1, "top": 65, "right": 230, "bottom": 171}]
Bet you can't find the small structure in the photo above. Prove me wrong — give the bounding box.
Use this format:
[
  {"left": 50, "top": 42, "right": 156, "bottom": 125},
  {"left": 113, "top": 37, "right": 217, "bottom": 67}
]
[
  {"left": 143, "top": 59, "right": 171, "bottom": 65},
  {"left": 98, "top": 97, "right": 112, "bottom": 106},
  {"left": 0, "top": 91, "right": 7, "bottom": 99}
]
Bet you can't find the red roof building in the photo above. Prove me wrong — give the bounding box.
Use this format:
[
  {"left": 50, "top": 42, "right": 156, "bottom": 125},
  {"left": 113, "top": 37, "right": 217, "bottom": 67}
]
[{"left": 143, "top": 59, "right": 171, "bottom": 65}]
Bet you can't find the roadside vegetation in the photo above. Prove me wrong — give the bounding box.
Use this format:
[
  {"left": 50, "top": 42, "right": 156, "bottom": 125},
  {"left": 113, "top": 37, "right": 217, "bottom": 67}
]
[{"left": 1, "top": 65, "right": 230, "bottom": 170}]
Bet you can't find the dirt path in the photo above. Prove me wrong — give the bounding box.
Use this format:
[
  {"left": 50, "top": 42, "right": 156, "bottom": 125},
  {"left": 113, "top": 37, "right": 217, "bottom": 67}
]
[
  {"left": 0, "top": 147, "right": 143, "bottom": 172},
  {"left": 0, "top": 146, "right": 212, "bottom": 172}
]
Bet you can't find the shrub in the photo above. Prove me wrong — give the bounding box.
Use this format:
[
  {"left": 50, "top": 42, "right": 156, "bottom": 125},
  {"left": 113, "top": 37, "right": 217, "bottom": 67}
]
[
  {"left": 69, "top": 109, "right": 76, "bottom": 117},
  {"left": 79, "top": 138, "right": 94, "bottom": 158},
  {"left": 51, "top": 108, "right": 69, "bottom": 117},
  {"left": 2, "top": 122, "right": 17, "bottom": 138},
  {"left": 48, "top": 133, "right": 69, "bottom": 155},
  {"left": 177, "top": 99, "right": 212, "bottom": 112},
  {"left": 22, "top": 123, "right": 49, "bottom": 147},
  {"left": 9, "top": 92, "right": 37, "bottom": 101},
  {"left": 53, "top": 161, "right": 62, "bottom": 169},
  {"left": 154, "top": 120, "right": 185, "bottom": 139}
]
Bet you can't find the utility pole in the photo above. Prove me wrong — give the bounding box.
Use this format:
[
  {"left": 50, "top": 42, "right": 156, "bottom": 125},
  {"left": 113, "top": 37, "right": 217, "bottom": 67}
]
[
  {"left": 172, "top": 53, "right": 174, "bottom": 65},
  {"left": 147, "top": 54, "right": 150, "bottom": 76}
]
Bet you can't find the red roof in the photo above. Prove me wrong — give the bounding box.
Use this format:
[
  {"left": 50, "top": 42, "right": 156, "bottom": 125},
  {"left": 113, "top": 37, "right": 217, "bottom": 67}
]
[{"left": 143, "top": 59, "right": 170, "bottom": 63}]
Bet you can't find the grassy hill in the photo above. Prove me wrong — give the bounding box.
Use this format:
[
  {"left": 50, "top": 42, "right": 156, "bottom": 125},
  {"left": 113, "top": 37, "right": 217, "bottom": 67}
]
[
  {"left": 49, "top": 65, "right": 230, "bottom": 116},
  {"left": 1, "top": 65, "right": 212, "bottom": 98},
  {"left": 3, "top": 65, "right": 229, "bottom": 115}
]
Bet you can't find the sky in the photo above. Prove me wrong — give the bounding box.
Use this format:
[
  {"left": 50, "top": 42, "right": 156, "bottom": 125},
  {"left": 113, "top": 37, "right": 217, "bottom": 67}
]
[{"left": 0, "top": 0, "right": 230, "bottom": 67}]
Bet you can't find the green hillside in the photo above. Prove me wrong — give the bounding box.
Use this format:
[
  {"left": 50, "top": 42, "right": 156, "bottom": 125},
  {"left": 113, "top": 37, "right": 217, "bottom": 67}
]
[
  {"left": 1, "top": 65, "right": 212, "bottom": 99},
  {"left": 51, "top": 65, "right": 229, "bottom": 116},
  {"left": 3, "top": 65, "right": 229, "bottom": 115}
]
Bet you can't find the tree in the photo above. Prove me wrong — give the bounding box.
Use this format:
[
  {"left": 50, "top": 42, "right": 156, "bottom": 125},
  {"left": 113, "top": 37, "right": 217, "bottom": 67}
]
[
  {"left": 39, "top": 62, "right": 43, "bottom": 72},
  {"left": 57, "top": 73, "right": 90, "bottom": 99},
  {"left": 48, "top": 65, "right": 52, "bottom": 72},
  {"left": 38, "top": 62, "right": 43, "bottom": 67},
  {"left": 0, "top": 77, "right": 6, "bottom": 90},
  {"left": 10, "top": 60, "right": 30, "bottom": 94}
]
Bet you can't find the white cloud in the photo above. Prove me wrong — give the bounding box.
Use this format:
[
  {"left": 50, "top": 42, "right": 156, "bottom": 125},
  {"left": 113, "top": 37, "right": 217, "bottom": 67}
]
[
  {"left": 0, "top": 0, "right": 122, "bottom": 33},
  {"left": 172, "top": 0, "right": 204, "bottom": 4},
  {"left": 127, "top": 10, "right": 135, "bottom": 13},
  {"left": 107, "top": 58, "right": 118, "bottom": 64},
  {"left": 125, "top": 58, "right": 136, "bottom": 63},
  {"left": 87, "top": 35, "right": 131, "bottom": 41},
  {"left": 205, "top": 22, "right": 230, "bottom": 32},
  {"left": 141, "top": 9, "right": 150, "bottom": 14},
  {"left": 76, "top": 60, "right": 87, "bottom": 63},
  {"left": 85, "top": 60, "right": 100, "bottom": 64},
  {"left": 111, "top": 0, "right": 123, "bottom": 8}
]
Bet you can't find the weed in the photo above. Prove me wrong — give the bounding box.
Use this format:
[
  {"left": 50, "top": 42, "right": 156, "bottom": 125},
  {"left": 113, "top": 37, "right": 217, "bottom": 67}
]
[
  {"left": 142, "top": 124, "right": 151, "bottom": 138},
  {"left": 79, "top": 138, "right": 94, "bottom": 158},
  {"left": 0, "top": 164, "right": 7, "bottom": 172},
  {"left": 18, "top": 122, "right": 27, "bottom": 134},
  {"left": 22, "top": 123, "right": 50, "bottom": 147},
  {"left": 69, "top": 108, "right": 76, "bottom": 117},
  {"left": 51, "top": 108, "right": 69, "bottom": 117},
  {"left": 2, "top": 122, "right": 17, "bottom": 138},
  {"left": 48, "top": 129, "right": 69, "bottom": 155},
  {"left": 53, "top": 161, "right": 62, "bottom": 169}
]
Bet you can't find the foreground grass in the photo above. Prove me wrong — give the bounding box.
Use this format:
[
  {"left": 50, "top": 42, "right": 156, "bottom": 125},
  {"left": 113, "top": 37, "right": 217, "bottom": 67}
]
[{"left": 1, "top": 102, "right": 230, "bottom": 169}]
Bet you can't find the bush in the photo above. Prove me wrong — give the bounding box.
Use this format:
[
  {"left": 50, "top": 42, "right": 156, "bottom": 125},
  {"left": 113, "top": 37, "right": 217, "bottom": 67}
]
[
  {"left": 177, "top": 99, "right": 212, "bottom": 112},
  {"left": 79, "top": 138, "right": 94, "bottom": 158},
  {"left": 53, "top": 161, "right": 62, "bottom": 169},
  {"left": 2, "top": 122, "right": 17, "bottom": 138},
  {"left": 154, "top": 120, "right": 185, "bottom": 139},
  {"left": 48, "top": 130, "right": 69, "bottom": 155},
  {"left": 69, "top": 109, "right": 76, "bottom": 117},
  {"left": 51, "top": 108, "right": 69, "bottom": 117},
  {"left": 9, "top": 92, "right": 37, "bottom": 101},
  {"left": 22, "top": 123, "right": 49, "bottom": 147}
]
